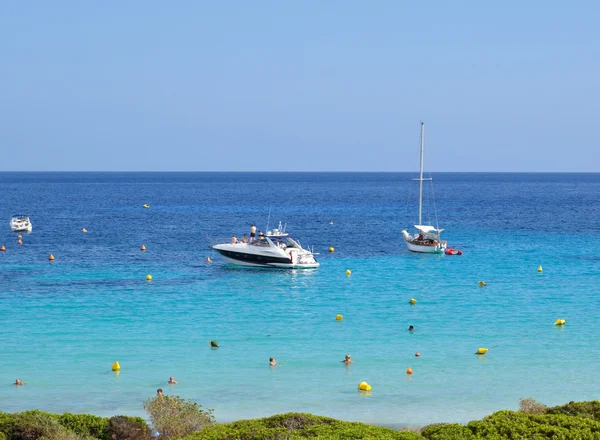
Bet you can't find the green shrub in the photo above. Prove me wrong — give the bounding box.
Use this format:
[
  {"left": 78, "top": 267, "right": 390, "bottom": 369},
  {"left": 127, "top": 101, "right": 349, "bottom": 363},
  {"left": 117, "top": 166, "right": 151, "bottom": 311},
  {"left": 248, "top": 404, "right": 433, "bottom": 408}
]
[
  {"left": 467, "top": 410, "right": 600, "bottom": 439},
  {"left": 298, "top": 422, "right": 422, "bottom": 439},
  {"left": 257, "top": 412, "right": 336, "bottom": 430},
  {"left": 186, "top": 422, "right": 289, "bottom": 440},
  {"left": 546, "top": 400, "right": 600, "bottom": 421},
  {"left": 183, "top": 413, "right": 421, "bottom": 440},
  {"left": 420, "top": 423, "right": 476, "bottom": 439},
  {"left": 0, "top": 413, "right": 16, "bottom": 438},
  {"left": 143, "top": 396, "right": 214, "bottom": 439},
  {"left": 58, "top": 413, "right": 109, "bottom": 439},
  {"left": 518, "top": 397, "right": 548, "bottom": 415},
  {"left": 10, "top": 410, "right": 65, "bottom": 440},
  {"left": 106, "top": 416, "right": 151, "bottom": 440}
]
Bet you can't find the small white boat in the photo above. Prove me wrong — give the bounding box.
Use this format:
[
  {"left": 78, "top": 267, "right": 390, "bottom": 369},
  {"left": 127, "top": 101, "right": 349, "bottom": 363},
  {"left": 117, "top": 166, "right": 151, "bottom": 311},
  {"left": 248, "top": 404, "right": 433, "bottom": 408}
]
[
  {"left": 10, "top": 215, "right": 32, "bottom": 232},
  {"left": 211, "top": 222, "right": 319, "bottom": 269},
  {"left": 401, "top": 122, "right": 447, "bottom": 254}
]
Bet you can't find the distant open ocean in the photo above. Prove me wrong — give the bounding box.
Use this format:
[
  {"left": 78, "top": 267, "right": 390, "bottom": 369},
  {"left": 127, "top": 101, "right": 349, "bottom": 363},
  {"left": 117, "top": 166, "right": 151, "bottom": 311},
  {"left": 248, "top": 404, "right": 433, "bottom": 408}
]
[{"left": 1, "top": 172, "right": 600, "bottom": 426}]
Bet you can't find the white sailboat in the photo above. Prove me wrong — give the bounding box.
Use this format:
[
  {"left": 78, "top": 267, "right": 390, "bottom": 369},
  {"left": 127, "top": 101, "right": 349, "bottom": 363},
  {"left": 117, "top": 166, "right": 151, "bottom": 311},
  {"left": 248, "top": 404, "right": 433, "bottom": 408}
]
[{"left": 402, "top": 122, "right": 447, "bottom": 254}]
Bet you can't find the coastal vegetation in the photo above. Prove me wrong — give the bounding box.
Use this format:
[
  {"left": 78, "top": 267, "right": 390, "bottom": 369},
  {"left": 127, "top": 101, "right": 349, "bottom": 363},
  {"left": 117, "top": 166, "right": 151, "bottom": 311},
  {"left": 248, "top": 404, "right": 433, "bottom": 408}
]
[{"left": 1, "top": 399, "right": 600, "bottom": 439}]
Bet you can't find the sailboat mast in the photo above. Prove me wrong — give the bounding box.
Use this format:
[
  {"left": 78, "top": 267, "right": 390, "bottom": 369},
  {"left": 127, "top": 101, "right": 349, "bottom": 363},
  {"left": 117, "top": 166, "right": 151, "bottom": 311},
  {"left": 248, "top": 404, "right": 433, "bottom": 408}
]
[{"left": 418, "top": 122, "right": 425, "bottom": 225}]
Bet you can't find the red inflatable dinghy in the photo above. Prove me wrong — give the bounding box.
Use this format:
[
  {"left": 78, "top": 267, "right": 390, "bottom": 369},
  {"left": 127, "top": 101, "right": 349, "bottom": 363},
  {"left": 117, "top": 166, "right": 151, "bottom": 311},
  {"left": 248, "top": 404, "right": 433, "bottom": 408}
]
[{"left": 445, "top": 248, "right": 462, "bottom": 255}]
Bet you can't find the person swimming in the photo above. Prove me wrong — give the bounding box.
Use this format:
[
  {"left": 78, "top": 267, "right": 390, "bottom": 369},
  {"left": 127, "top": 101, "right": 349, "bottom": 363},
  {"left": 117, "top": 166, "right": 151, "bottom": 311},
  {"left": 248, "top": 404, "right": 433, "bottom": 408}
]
[
  {"left": 269, "top": 357, "right": 276, "bottom": 366},
  {"left": 14, "top": 378, "right": 23, "bottom": 386},
  {"left": 157, "top": 388, "right": 163, "bottom": 397},
  {"left": 210, "top": 340, "right": 219, "bottom": 348},
  {"left": 408, "top": 325, "right": 414, "bottom": 332},
  {"left": 341, "top": 354, "right": 353, "bottom": 364},
  {"left": 167, "top": 376, "right": 178, "bottom": 384}
]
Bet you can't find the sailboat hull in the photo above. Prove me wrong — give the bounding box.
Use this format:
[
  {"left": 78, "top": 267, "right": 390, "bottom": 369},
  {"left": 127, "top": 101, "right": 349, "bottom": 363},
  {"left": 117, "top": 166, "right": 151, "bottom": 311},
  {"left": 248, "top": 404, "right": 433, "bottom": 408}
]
[{"left": 402, "top": 230, "right": 446, "bottom": 254}]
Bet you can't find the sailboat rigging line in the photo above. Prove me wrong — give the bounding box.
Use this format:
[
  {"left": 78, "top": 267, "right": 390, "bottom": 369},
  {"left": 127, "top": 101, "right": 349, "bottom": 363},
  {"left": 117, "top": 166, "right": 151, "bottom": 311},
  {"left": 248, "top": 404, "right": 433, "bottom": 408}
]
[
  {"left": 404, "top": 178, "right": 415, "bottom": 222},
  {"left": 429, "top": 173, "right": 440, "bottom": 231}
]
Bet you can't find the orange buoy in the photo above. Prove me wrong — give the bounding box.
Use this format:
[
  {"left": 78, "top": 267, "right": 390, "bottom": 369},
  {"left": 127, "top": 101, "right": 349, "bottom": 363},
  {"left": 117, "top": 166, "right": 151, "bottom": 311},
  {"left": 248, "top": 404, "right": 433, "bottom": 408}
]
[
  {"left": 0, "top": 245, "right": 5, "bottom": 251},
  {"left": 140, "top": 244, "right": 146, "bottom": 251},
  {"left": 205, "top": 257, "right": 212, "bottom": 263},
  {"left": 406, "top": 368, "right": 413, "bottom": 375},
  {"left": 415, "top": 352, "right": 420, "bottom": 357},
  {"left": 17, "top": 240, "right": 22, "bottom": 245},
  {"left": 49, "top": 254, "right": 55, "bottom": 261}
]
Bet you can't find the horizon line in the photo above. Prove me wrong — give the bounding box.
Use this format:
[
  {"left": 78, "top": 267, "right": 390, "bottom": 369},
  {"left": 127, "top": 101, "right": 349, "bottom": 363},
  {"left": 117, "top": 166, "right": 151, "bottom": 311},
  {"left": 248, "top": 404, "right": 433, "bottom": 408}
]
[{"left": 0, "top": 170, "right": 598, "bottom": 174}]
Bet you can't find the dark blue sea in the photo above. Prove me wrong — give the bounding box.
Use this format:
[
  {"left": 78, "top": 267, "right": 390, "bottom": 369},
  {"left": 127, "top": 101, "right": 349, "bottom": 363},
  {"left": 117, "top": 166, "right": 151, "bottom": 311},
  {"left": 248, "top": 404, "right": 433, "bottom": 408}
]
[{"left": 1, "top": 172, "right": 600, "bottom": 425}]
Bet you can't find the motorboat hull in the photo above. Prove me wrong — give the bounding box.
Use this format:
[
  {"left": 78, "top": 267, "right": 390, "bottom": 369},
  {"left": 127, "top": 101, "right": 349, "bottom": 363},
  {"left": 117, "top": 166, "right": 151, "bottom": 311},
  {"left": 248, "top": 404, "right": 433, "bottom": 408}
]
[
  {"left": 11, "top": 225, "right": 32, "bottom": 232},
  {"left": 211, "top": 244, "right": 319, "bottom": 269}
]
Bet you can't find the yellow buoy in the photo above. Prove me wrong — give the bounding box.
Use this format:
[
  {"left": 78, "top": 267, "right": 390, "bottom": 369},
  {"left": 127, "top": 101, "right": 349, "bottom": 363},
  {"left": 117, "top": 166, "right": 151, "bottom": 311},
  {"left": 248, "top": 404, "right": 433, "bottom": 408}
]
[
  {"left": 475, "top": 348, "right": 488, "bottom": 355},
  {"left": 358, "top": 381, "right": 372, "bottom": 391},
  {"left": 205, "top": 257, "right": 212, "bottom": 263},
  {"left": 335, "top": 314, "right": 343, "bottom": 321},
  {"left": 48, "top": 254, "right": 55, "bottom": 261},
  {"left": 538, "top": 266, "right": 543, "bottom": 273},
  {"left": 82, "top": 228, "right": 87, "bottom": 233},
  {"left": 112, "top": 361, "right": 120, "bottom": 371},
  {"left": 140, "top": 244, "right": 146, "bottom": 251},
  {"left": 409, "top": 298, "right": 417, "bottom": 304},
  {"left": 345, "top": 269, "right": 351, "bottom": 276},
  {"left": 17, "top": 234, "right": 22, "bottom": 239},
  {"left": 146, "top": 274, "right": 152, "bottom": 281},
  {"left": 0, "top": 245, "right": 5, "bottom": 251},
  {"left": 478, "top": 281, "right": 487, "bottom": 287},
  {"left": 329, "top": 247, "right": 335, "bottom": 253},
  {"left": 555, "top": 319, "right": 566, "bottom": 326}
]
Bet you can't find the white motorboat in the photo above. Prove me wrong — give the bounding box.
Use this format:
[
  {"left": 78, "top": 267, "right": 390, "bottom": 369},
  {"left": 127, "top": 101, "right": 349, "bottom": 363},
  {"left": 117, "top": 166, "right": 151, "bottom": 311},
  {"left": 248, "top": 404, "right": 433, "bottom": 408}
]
[
  {"left": 211, "top": 223, "right": 319, "bottom": 269},
  {"left": 401, "top": 122, "right": 447, "bottom": 254},
  {"left": 10, "top": 215, "right": 32, "bottom": 232}
]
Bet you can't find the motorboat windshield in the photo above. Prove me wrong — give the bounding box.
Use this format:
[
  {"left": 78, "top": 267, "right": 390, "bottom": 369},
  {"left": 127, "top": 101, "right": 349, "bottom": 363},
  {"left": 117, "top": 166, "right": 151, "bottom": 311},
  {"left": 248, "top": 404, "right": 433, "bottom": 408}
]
[
  {"left": 250, "top": 237, "right": 272, "bottom": 247},
  {"left": 268, "top": 236, "right": 300, "bottom": 249},
  {"left": 250, "top": 236, "right": 300, "bottom": 249}
]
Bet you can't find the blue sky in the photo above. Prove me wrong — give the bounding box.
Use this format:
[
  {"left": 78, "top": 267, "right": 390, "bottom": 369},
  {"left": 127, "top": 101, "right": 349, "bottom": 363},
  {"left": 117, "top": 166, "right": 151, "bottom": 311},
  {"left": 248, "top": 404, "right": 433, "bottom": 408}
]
[{"left": 1, "top": 2, "right": 598, "bottom": 171}]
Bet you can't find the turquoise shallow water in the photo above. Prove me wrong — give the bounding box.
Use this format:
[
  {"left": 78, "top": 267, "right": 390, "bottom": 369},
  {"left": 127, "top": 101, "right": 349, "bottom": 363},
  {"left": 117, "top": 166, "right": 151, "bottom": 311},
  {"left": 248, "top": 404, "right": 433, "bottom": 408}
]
[{"left": 1, "top": 172, "right": 600, "bottom": 425}]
